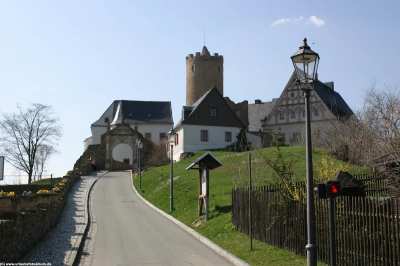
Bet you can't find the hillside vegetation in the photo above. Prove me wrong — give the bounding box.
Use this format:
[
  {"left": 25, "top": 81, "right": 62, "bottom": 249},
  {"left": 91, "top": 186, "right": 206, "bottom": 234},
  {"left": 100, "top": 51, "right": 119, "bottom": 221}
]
[{"left": 134, "top": 146, "right": 367, "bottom": 265}]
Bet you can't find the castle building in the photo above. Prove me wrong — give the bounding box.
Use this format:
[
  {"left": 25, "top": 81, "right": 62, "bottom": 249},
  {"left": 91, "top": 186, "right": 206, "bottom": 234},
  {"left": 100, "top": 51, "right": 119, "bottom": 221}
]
[
  {"left": 186, "top": 46, "right": 223, "bottom": 105},
  {"left": 81, "top": 100, "right": 173, "bottom": 170},
  {"left": 261, "top": 73, "right": 353, "bottom": 145},
  {"left": 170, "top": 46, "right": 248, "bottom": 161}
]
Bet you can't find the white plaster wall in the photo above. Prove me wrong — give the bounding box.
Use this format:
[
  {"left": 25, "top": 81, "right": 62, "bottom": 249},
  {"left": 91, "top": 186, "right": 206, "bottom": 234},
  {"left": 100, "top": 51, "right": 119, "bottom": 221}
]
[
  {"left": 90, "top": 126, "right": 108, "bottom": 145},
  {"left": 83, "top": 137, "right": 93, "bottom": 151},
  {"left": 171, "top": 125, "right": 241, "bottom": 161},
  {"left": 171, "top": 127, "right": 184, "bottom": 161},
  {"left": 89, "top": 123, "right": 172, "bottom": 148},
  {"left": 112, "top": 143, "right": 133, "bottom": 164},
  {"left": 246, "top": 132, "right": 262, "bottom": 148},
  {"left": 267, "top": 119, "right": 337, "bottom": 145},
  {"left": 133, "top": 124, "right": 172, "bottom": 145},
  {"left": 248, "top": 102, "right": 274, "bottom": 132}
]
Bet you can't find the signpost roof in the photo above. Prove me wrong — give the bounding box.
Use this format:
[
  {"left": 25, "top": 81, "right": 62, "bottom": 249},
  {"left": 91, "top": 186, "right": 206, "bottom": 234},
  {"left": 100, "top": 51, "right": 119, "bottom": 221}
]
[{"left": 186, "top": 152, "right": 222, "bottom": 170}]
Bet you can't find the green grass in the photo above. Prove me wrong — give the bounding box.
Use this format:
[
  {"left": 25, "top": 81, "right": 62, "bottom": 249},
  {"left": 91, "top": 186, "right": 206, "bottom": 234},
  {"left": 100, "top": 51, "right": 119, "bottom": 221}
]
[
  {"left": 32, "top": 177, "right": 62, "bottom": 186},
  {"left": 134, "top": 146, "right": 367, "bottom": 265}
]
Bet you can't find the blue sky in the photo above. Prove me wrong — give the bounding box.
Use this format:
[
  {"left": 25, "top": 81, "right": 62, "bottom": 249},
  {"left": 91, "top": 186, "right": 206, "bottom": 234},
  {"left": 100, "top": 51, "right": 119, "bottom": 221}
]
[{"left": 0, "top": 0, "right": 399, "bottom": 183}]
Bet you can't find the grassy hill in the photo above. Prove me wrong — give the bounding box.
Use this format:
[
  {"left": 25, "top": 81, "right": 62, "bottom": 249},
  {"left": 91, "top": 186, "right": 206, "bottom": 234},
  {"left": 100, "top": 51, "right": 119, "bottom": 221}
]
[{"left": 134, "top": 146, "right": 367, "bottom": 265}]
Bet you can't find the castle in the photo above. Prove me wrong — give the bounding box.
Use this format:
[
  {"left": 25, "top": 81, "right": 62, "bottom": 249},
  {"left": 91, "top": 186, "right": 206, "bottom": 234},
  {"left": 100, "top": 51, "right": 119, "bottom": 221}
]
[{"left": 79, "top": 45, "right": 353, "bottom": 168}]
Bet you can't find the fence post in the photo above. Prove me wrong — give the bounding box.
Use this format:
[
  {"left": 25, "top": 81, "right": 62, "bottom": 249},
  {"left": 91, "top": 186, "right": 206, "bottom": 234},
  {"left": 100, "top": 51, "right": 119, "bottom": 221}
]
[
  {"left": 248, "top": 152, "right": 253, "bottom": 251},
  {"left": 329, "top": 197, "right": 337, "bottom": 266}
]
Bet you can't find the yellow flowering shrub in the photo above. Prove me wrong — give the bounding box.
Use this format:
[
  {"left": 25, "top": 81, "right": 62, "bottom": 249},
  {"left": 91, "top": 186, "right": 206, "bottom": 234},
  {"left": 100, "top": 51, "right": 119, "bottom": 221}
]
[
  {"left": 52, "top": 187, "right": 61, "bottom": 193},
  {"left": 0, "top": 190, "right": 16, "bottom": 197},
  {"left": 36, "top": 189, "right": 51, "bottom": 195},
  {"left": 0, "top": 190, "right": 17, "bottom": 198},
  {"left": 315, "top": 155, "right": 351, "bottom": 182}
]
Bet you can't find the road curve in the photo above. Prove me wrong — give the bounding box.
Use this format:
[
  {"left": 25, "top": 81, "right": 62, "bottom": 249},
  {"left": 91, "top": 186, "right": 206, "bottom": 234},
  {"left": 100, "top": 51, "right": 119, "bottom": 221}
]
[{"left": 81, "top": 171, "right": 232, "bottom": 266}]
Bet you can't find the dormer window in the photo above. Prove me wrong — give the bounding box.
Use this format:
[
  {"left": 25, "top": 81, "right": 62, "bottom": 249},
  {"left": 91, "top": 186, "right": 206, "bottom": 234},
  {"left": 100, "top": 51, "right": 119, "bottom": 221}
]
[{"left": 210, "top": 107, "right": 217, "bottom": 117}]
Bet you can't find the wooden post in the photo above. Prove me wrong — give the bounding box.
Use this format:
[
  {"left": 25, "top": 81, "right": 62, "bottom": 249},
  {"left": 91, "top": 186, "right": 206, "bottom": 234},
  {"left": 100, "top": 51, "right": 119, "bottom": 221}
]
[
  {"left": 248, "top": 152, "right": 253, "bottom": 251},
  {"left": 169, "top": 144, "right": 174, "bottom": 212},
  {"left": 138, "top": 146, "right": 142, "bottom": 190},
  {"left": 329, "top": 197, "right": 337, "bottom": 266},
  {"left": 198, "top": 168, "right": 202, "bottom": 216},
  {"left": 205, "top": 168, "right": 209, "bottom": 221}
]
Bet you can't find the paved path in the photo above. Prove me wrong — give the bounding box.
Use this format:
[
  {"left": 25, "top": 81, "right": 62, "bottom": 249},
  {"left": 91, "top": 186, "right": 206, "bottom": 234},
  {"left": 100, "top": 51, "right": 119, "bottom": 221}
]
[
  {"left": 22, "top": 175, "right": 97, "bottom": 265},
  {"left": 79, "top": 171, "right": 232, "bottom": 266}
]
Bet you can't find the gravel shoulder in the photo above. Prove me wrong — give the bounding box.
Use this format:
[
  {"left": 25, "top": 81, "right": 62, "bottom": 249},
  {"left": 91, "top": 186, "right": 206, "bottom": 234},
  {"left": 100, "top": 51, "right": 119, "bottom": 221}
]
[{"left": 22, "top": 175, "right": 97, "bottom": 266}]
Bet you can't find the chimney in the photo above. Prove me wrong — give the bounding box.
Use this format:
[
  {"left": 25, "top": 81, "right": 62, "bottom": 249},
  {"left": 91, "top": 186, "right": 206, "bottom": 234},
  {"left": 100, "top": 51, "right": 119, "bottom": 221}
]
[{"left": 324, "top": 82, "right": 334, "bottom": 91}]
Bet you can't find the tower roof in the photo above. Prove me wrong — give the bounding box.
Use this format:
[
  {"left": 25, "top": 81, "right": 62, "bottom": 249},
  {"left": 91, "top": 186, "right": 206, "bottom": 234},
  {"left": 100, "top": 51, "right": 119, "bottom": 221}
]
[{"left": 201, "top": 46, "right": 210, "bottom": 56}]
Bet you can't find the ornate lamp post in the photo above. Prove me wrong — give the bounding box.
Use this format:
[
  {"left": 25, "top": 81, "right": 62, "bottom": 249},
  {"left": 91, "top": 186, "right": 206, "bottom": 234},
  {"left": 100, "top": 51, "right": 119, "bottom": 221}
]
[
  {"left": 136, "top": 139, "right": 143, "bottom": 190},
  {"left": 168, "top": 128, "right": 176, "bottom": 212},
  {"left": 291, "top": 38, "right": 320, "bottom": 266}
]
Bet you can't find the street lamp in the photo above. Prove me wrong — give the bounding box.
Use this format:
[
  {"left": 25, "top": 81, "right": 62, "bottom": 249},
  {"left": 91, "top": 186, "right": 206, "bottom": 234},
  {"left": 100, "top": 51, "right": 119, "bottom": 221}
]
[
  {"left": 291, "top": 38, "right": 319, "bottom": 266},
  {"left": 136, "top": 139, "right": 143, "bottom": 190},
  {"left": 168, "top": 128, "right": 175, "bottom": 212}
]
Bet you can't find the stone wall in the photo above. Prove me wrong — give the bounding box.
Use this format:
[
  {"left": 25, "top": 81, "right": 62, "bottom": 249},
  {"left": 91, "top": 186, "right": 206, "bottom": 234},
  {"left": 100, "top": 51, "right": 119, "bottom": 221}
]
[
  {"left": 186, "top": 49, "right": 223, "bottom": 106},
  {"left": 0, "top": 174, "right": 80, "bottom": 262},
  {"left": 0, "top": 184, "right": 54, "bottom": 195}
]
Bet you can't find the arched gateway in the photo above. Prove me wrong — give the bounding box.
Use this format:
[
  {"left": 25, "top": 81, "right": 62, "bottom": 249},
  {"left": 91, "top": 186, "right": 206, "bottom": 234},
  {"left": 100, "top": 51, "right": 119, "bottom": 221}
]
[{"left": 102, "top": 123, "right": 143, "bottom": 171}]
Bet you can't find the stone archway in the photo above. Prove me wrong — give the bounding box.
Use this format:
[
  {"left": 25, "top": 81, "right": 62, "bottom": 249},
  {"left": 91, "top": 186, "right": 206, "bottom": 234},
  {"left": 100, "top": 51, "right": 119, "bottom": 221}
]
[
  {"left": 102, "top": 124, "right": 140, "bottom": 171},
  {"left": 112, "top": 143, "right": 134, "bottom": 164}
]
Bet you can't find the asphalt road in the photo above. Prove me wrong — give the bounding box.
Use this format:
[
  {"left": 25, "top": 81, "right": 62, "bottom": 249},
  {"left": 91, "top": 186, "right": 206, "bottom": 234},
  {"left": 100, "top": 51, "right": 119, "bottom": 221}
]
[{"left": 81, "top": 171, "right": 232, "bottom": 266}]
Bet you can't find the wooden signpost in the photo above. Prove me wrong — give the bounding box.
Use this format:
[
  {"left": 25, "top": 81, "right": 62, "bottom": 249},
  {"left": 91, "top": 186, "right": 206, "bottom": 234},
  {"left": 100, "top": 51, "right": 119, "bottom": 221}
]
[{"left": 186, "top": 152, "right": 222, "bottom": 221}]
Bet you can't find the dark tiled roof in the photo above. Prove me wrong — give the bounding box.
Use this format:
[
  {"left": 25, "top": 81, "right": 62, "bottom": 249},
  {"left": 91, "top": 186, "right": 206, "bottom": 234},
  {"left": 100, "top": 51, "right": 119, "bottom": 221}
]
[
  {"left": 314, "top": 81, "right": 353, "bottom": 119},
  {"left": 120, "top": 100, "right": 173, "bottom": 123},
  {"left": 176, "top": 88, "right": 245, "bottom": 129},
  {"left": 93, "top": 100, "right": 173, "bottom": 126}
]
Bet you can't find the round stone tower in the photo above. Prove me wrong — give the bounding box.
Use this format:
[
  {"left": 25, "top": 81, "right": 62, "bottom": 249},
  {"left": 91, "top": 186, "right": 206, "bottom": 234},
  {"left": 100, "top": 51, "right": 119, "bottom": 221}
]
[{"left": 186, "top": 46, "right": 223, "bottom": 105}]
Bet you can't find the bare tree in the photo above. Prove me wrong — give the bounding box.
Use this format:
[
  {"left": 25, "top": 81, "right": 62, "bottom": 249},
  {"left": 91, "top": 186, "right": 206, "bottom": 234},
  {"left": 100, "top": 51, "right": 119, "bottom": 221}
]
[
  {"left": 317, "top": 87, "right": 400, "bottom": 194},
  {"left": 363, "top": 88, "right": 400, "bottom": 194},
  {"left": 0, "top": 104, "right": 61, "bottom": 184},
  {"left": 33, "top": 144, "right": 55, "bottom": 181}
]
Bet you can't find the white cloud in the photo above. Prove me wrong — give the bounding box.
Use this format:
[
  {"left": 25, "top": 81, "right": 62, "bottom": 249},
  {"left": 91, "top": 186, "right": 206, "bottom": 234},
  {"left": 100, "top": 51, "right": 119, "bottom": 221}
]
[
  {"left": 271, "top": 16, "right": 325, "bottom": 28},
  {"left": 271, "top": 16, "right": 304, "bottom": 27},
  {"left": 308, "top": 16, "right": 325, "bottom": 27}
]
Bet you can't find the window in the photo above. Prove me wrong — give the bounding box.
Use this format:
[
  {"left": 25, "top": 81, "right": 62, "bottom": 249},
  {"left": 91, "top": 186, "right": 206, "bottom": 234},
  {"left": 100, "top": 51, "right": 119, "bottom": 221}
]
[
  {"left": 145, "top": 133, "right": 151, "bottom": 140},
  {"left": 210, "top": 107, "right": 217, "bottom": 117},
  {"left": 290, "top": 110, "right": 296, "bottom": 119},
  {"left": 313, "top": 108, "right": 319, "bottom": 117},
  {"left": 279, "top": 112, "right": 285, "bottom": 120},
  {"left": 225, "top": 132, "right": 232, "bottom": 142},
  {"left": 200, "top": 130, "right": 208, "bottom": 142},
  {"left": 192, "top": 64, "right": 195, "bottom": 73},
  {"left": 174, "top": 133, "right": 179, "bottom": 145},
  {"left": 159, "top": 132, "right": 167, "bottom": 141},
  {"left": 291, "top": 132, "right": 301, "bottom": 144}
]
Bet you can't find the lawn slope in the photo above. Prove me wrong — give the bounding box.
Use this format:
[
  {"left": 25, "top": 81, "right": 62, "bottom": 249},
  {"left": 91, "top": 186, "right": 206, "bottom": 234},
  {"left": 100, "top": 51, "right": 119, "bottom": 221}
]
[{"left": 134, "top": 146, "right": 366, "bottom": 265}]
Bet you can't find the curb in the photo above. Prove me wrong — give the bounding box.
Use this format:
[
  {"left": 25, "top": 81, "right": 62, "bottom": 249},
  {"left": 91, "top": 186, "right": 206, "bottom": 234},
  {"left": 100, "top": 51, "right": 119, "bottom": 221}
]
[
  {"left": 130, "top": 172, "right": 249, "bottom": 266},
  {"left": 70, "top": 172, "right": 107, "bottom": 266}
]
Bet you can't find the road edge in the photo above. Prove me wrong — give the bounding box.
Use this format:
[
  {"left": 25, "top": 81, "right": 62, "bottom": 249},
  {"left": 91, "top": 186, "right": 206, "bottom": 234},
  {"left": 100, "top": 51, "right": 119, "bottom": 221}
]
[
  {"left": 130, "top": 172, "right": 249, "bottom": 266},
  {"left": 70, "top": 175, "right": 99, "bottom": 266}
]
